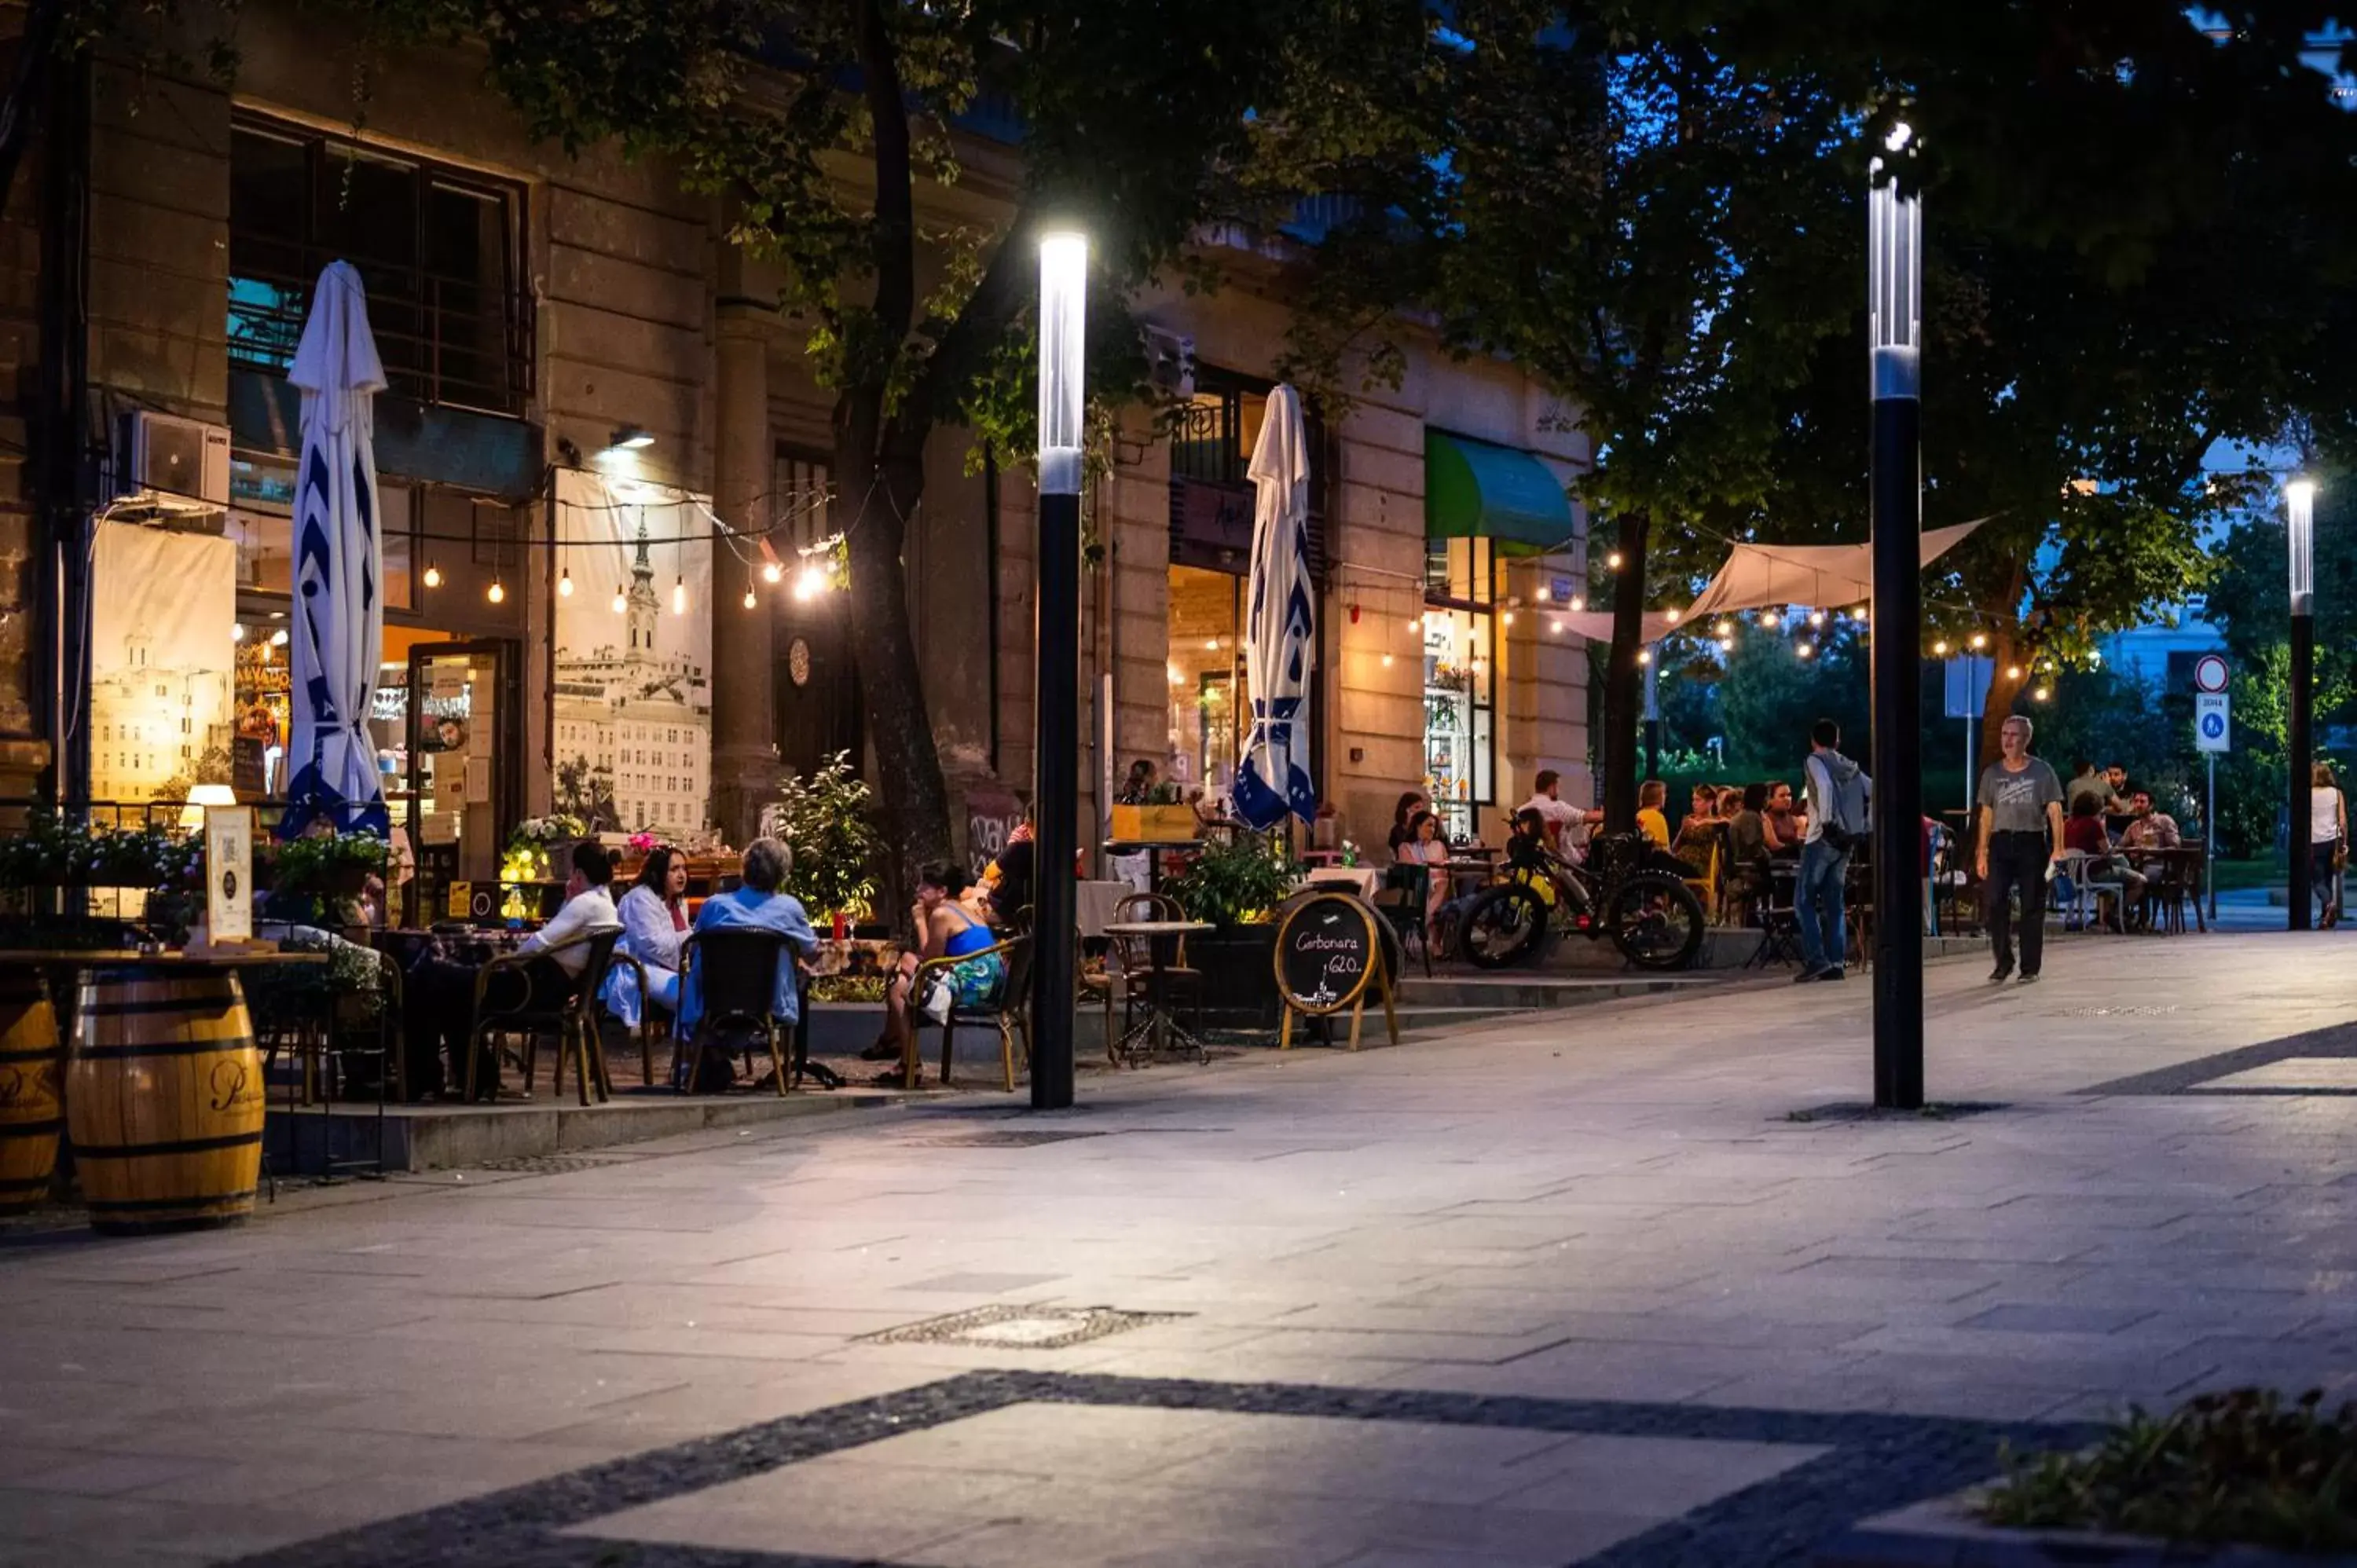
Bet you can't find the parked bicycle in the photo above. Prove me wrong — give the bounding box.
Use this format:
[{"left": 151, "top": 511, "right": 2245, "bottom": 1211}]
[{"left": 1455, "top": 830, "right": 1706, "bottom": 971}]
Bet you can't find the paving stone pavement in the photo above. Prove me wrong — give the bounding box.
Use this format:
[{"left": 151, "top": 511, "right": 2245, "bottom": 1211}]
[{"left": 5, "top": 935, "right": 2356, "bottom": 1568}]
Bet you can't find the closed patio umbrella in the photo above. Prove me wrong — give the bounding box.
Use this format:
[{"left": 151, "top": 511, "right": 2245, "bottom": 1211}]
[
  {"left": 1233, "top": 384, "right": 1317, "bottom": 831},
  {"left": 279, "top": 261, "right": 390, "bottom": 837}
]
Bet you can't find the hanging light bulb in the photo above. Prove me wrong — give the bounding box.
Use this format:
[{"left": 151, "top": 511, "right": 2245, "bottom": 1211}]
[
  {"left": 1717, "top": 636, "right": 1734, "bottom": 653},
  {"left": 1569, "top": 595, "right": 1585, "bottom": 611},
  {"left": 487, "top": 577, "right": 505, "bottom": 605},
  {"left": 1969, "top": 632, "right": 1988, "bottom": 650},
  {"left": 1665, "top": 607, "right": 1681, "bottom": 624},
  {"left": 762, "top": 559, "right": 783, "bottom": 584},
  {"left": 1606, "top": 551, "right": 1623, "bottom": 570},
  {"left": 1380, "top": 652, "right": 1395, "bottom": 668},
  {"left": 672, "top": 575, "right": 687, "bottom": 615},
  {"left": 2005, "top": 664, "right": 2024, "bottom": 680},
  {"left": 1406, "top": 616, "right": 1421, "bottom": 632},
  {"left": 611, "top": 584, "right": 627, "bottom": 614},
  {"left": 1535, "top": 584, "right": 1552, "bottom": 602},
  {"left": 1501, "top": 610, "right": 1515, "bottom": 626},
  {"left": 1761, "top": 612, "right": 1780, "bottom": 629},
  {"left": 742, "top": 584, "right": 757, "bottom": 610},
  {"left": 1797, "top": 641, "right": 1815, "bottom": 658},
  {"left": 422, "top": 562, "right": 442, "bottom": 590},
  {"left": 558, "top": 566, "right": 574, "bottom": 598},
  {"left": 1715, "top": 618, "right": 1733, "bottom": 636},
  {"left": 1204, "top": 637, "right": 1220, "bottom": 651},
  {"left": 1932, "top": 639, "right": 1949, "bottom": 656},
  {"left": 1549, "top": 619, "right": 1563, "bottom": 635},
  {"left": 1808, "top": 610, "right": 1825, "bottom": 628},
  {"left": 1637, "top": 649, "right": 1652, "bottom": 665},
  {"left": 2032, "top": 685, "right": 2051, "bottom": 702},
  {"left": 794, "top": 564, "right": 826, "bottom": 602},
  {"left": 1852, "top": 605, "right": 1868, "bottom": 623}
]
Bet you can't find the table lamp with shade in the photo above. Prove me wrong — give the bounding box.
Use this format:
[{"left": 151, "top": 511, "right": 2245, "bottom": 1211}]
[{"left": 180, "top": 783, "right": 237, "bottom": 830}]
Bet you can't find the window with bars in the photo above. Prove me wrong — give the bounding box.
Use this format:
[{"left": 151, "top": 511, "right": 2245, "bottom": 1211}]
[{"left": 228, "top": 116, "right": 533, "bottom": 416}]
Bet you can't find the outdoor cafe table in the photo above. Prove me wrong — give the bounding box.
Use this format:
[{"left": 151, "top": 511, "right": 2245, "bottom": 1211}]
[{"left": 1102, "top": 918, "right": 1212, "bottom": 1064}]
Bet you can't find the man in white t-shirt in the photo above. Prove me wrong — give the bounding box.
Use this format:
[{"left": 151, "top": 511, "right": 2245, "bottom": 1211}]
[{"left": 1518, "top": 770, "right": 1589, "bottom": 859}]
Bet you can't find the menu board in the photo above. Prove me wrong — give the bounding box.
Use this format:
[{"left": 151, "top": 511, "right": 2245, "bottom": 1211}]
[
  {"left": 204, "top": 806, "right": 254, "bottom": 946},
  {"left": 1274, "top": 892, "right": 1381, "bottom": 1017}
]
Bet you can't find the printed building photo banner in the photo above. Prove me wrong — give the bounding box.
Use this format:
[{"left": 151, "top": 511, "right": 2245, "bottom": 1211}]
[
  {"left": 551, "top": 468, "right": 715, "bottom": 836},
  {"left": 90, "top": 522, "right": 237, "bottom": 804}
]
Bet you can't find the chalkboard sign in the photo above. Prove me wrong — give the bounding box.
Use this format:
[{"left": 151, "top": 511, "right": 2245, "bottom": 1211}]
[{"left": 1274, "top": 892, "right": 1380, "bottom": 1017}]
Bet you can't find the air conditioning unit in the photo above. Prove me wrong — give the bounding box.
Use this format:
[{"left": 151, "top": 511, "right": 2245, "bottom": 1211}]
[
  {"left": 116, "top": 409, "right": 231, "bottom": 513},
  {"left": 1143, "top": 325, "right": 1196, "bottom": 397}
]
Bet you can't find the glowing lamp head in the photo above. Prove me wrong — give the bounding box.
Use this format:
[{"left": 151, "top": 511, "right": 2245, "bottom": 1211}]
[
  {"left": 671, "top": 576, "right": 687, "bottom": 615},
  {"left": 611, "top": 585, "right": 627, "bottom": 614},
  {"left": 487, "top": 578, "right": 505, "bottom": 605},
  {"left": 558, "top": 567, "right": 573, "bottom": 598},
  {"left": 762, "top": 560, "right": 783, "bottom": 584},
  {"left": 422, "top": 563, "right": 442, "bottom": 589},
  {"left": 1036, "top": 231, "right": 1090, "bottom": 496}
]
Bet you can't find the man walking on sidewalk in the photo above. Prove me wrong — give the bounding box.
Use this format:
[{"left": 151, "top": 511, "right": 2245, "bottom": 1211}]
[
  {"left": 1976, "top": 713, "right": 2068, "bottom": 984},
  {"left": 1796, "top": 717, "right": 1871, "bottom": 983}
]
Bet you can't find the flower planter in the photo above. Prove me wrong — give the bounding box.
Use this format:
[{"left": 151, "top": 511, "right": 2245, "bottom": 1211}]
[
  {"left": 1183, "top": 924, "right": 1281, "bottom": 1031},
  {"left": 1820, "top": 1493, "right": 2357, "bottom": 1567}
]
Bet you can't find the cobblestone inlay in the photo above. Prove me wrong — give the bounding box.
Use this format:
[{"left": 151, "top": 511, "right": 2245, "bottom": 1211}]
[
  {"left": 859, "top": 1302, "right": 1190, "bottom": 1348},
  {"left": 1783, "top": 1101, "right": 2011, "bottom": 1125},
  {"left": 2077, "top": 1020, "right": 2357, "bottom": 1097},
  {"left": 218, "top": 1370, "right": 2099, "bottom": 1568}
]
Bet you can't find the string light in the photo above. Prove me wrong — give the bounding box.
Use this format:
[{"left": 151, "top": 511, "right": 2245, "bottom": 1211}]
[
  {"left": 1797, "top": 641, "right": 1815, "bottom": 658},
  {"left": 1204, "top": 637, "right": 1220, "bottom": 650},
  {"left": 1406, "top": 616, "right": 1421, "bottom": 632},
  {"left": 2032, "top": 685, "right": 2051, "bottom": 702},
  {"left": 1852, "top": 605, "right": 1868, "bottom": 623},
  {"left": 1666, "top": 607, "right": 1681, "bottom": 624},
  {"left": 672, "top": 576, "right": 687, "bottom": 614},
  {"left": 1808, "top": 610, "right": 1825, "bottom": 628},
  {"left": 1501, "top": 610, "right": 1515, "bottom": 626},
  {"left": 558, "top": 566, "right": 574, "bottom": 598},
  {"left": 2005, "top": 664, "right": 2023, "bottom": 680},
  {"left": 742, "top": 584, "right": 757, "bottom": 610},
  {"left": 1606, "top": 551, "right": 1623, "bottom": 570},
  {"left": 1637, "top": 649, "right": 1652, "bottom": 665},
  {"left": 1717, "top": 636, "right": 1733, "bottom": 653},
  {"left": 422, "top": 562, "right": 442, "bottom": 589},
  {"left": 1535, "top": 584, "right": 1552, "bottom": 602},
  {"left": 1380, "top": 652, "right": 1395, "bottom": 668},
  {"left": 1715, "top": 619, "right": 1733, "bottom": 636},
  {"left": 487, "top": 577, "right": 505, "bottom": 605},
  {"left": 1969, "top": 632, "right": 1988, "bottom": 650},
  {"left": 611, "top": 584, "right": 627, "bottom": 614},
  {"left": 794, "top": 564, "right": 827, "bottom": 602},
  {"left": 1549, "top": 618, "right": 1563, "bottom": 635},
  {"left": 762, "top": 559, "right": 784, "bottom": 584},
  {"left": 1760, "top": 612, "right": 1780, "bottom": 629},
  {"left": 1932, "top": 639, "right": 1948, "bottom": 656},
  {"left": 1569, "top": 595, "right": 1585, "bottom": 611}
]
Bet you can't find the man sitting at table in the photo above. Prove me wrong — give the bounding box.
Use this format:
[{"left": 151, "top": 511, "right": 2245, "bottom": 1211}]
[
  {"left": 1517, "top": 769, "right": 1589, "bottom": 859},
  {"left": 676, "top": 837, "right": 818, "bottom": 1089},
  {"left": 2120, "top": 790, "right": 2182, "bottom": 866},
  {"left": 401, "top": 841, "right": 619, "bottom": 1100}
]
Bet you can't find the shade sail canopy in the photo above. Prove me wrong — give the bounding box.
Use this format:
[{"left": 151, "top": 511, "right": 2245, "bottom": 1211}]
[
  {"left": 1681, "top": 519, "right": 1986, "bottom": 620},
  {"left": 1425, "top": 431, "right": 1574, "bottom": 557}
]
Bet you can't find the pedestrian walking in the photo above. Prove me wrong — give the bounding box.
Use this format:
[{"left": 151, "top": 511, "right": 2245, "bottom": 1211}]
[
  {"left": 1794, "top": 717, "right": 1871, "bottom": 983},
  {"left": 1975, "top": 714, "right": 2066, "bottom": 984},
  {"left": 2310, "top": 761, "right": 2347, "bottom": 928}
]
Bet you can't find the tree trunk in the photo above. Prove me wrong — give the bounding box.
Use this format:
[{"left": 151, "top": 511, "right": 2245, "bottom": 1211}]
[
  {"left": 1976, "top": 625, "right": 2033, "bottom": 768},
  {"left": 1600, "top": 507, "right": 1649, "bottom": 832},
  {"left": 835, "top": 419, "right": 953, "bottom": 904},
  {"left": 0, "top": 0, "right": 64, "bottom": 222}
]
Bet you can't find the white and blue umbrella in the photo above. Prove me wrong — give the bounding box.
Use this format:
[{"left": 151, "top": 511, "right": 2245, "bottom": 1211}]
[
  {"left": 280, "top": 261, "right": 390, "bottom": 837},
  {"left": 1233, "top": 383, "right": 1318, "bottom": 831}
]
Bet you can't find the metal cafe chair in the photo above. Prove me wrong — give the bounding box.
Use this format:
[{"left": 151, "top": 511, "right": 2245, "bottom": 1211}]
[
  {"left": 676, "top": 929, "right": 794, "bottom": 1097},
  {"left": 465, "top": 926, "right": 624, "bottom": 1106},
  {"left": 910, "top": 933, "right": 1034, "bottom": 1092}
]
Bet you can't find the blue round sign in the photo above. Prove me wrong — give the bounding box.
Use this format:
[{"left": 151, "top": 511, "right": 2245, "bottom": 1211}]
[{"left": 2201, "top": 713, "right": 2226, "bottom": 739}]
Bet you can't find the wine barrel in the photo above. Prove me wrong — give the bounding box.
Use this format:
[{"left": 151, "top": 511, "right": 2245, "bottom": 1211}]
[
  {"left": 68, "top": 968, "right": 264, "bottom": 1233},
  {"left": 0, "top": 972, "right": 62, "bottom": 1214}
]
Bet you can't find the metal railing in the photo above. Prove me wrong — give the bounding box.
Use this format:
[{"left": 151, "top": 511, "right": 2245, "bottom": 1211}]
[{"left": 228, "top": 249, "right": 534, "bottom": 417}]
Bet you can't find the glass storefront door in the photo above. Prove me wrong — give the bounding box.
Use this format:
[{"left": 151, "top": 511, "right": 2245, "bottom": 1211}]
[{"left": 403, "top": 640, "right": 515, "bottom": 923}]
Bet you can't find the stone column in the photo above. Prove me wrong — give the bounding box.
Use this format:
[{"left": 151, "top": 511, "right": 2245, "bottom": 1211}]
[{"left": 709, "top": 313, "right": 775, "bottom": 844}]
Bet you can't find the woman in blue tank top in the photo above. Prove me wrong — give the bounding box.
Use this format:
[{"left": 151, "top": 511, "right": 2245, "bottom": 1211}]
[{"left": 881, "top": 862, "right": 1007, "bottom": 1075}]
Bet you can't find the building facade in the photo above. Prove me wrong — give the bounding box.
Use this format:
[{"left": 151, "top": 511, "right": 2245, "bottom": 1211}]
[{"left": 1, "top": 2, "right": 1594, "bottom": 893}]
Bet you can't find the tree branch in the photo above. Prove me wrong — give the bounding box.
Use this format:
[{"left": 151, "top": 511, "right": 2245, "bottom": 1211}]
[{"left": 856, "top": 0, "right": 915, "bottom": 352}]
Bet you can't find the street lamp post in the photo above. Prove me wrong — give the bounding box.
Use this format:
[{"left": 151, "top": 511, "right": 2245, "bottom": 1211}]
[
  {"left": 1029, "top": 231, "right": 1087, "bottom": 1110},
  {"left": 2286, "top": 477, "right": 2318, "bottom": 932},
  {"left": 1868, "top": 126, "right": 1925, "bottom": 1110}
]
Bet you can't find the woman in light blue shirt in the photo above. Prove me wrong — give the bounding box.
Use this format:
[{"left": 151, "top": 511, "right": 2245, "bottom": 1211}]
[{"left": 601, "top": 845, "right": 688, "bottom": 1028}]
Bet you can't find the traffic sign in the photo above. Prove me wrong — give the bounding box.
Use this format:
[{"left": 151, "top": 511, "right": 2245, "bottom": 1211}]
[
  {"left": 2193, "top": 653, "right": 2230, "bottom": 694},
  {"left": 2195, "top": 691, "right": 2231, "bottom": 753}
]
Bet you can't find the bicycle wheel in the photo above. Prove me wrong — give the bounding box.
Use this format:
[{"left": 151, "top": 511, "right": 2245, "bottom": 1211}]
[
  {"left": 1606, "top": 871, "right": 1706, "bottom": 970},
  {"left": 1460, "top": 883, "right": 1549, "bottom": 969}
]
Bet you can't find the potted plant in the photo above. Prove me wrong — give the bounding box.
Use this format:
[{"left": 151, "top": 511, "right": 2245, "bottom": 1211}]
[
  {"left": 266, "top": 831, "right": 393, "bottom": 925},
  {"left": 1161, "top": 831, "right": 1299, "bottom": 1030},
  {"left": 770, "top": 752, "right": 882, "bottom": 930}
]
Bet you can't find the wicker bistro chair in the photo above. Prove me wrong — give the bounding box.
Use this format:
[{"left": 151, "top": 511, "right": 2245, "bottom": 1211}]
[
  {"left": 909, "top": 933, "right": 1033, "bottom": 1092},
  {"left": 1672, "top": 826, "right": 1725, "bottom": 922},
  {"left": 1109, "top": 892, "right": 1204, "bottom": 1036},
  {"left": 465, "top": 926, "right": 625, "bottom": 1106},
  {"left": 675, "top": 929, "right": 794, "bottom": 1097}
]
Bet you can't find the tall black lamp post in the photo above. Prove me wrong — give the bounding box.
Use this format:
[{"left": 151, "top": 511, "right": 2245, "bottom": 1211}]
[
  {"left": 1028, "top": 230, "right": 1086, "bottom": 1110},
  {"left": 1868, "top": 125, "right": 1925, "bottom": 1110},
  {"left": 2286, "top": 477, "right": 2317, "bottom": 932}
]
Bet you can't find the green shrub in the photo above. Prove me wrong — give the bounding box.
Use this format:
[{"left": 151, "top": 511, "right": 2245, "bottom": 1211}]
[
  {"left": 1162, "top": 832, "right": 1296, "bottom": 929},
  {"left": 771, "top": 753, "right": 882, "bottom": 921},
  {"left": 1981, "top": 1388, "right": 2357, "bottom": 1552}
]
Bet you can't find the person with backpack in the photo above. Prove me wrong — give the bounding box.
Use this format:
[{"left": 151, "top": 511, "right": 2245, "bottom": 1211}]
[{"left": 1795, "top": 717, "right": 1871, "bottom": 983}]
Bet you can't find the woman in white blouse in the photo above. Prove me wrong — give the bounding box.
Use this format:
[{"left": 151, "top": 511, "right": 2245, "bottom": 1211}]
[{"left": 602, "top": 845, "right": 689, "bottom": 1027}]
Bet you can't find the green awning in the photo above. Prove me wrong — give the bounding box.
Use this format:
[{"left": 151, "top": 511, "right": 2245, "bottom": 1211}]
[{"left": 1424, "top": 430, "right": 1574, "bottom": 557}]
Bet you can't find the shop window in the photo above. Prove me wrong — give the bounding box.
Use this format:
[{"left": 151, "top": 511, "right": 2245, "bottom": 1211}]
[
  {"left": 228, "top": 117, "right": 531, "bottom": 416},
  {"left": 1165, "top": 565, "right": 1248, "bottom": 799},
  {"left": 229, "top": 454, "right": 416, "bottom": 612},
  {"left": 1167, "top": 368, "right": 1329, "bottom": 578},
  {"left": 1422, "top": 537, "right": 1497, "bottom": 842}
]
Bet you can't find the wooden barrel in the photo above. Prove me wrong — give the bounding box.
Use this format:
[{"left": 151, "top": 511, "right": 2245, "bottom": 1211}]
[
  {"left": 0, "top": 972, "right": 62, "bottom": 1214},
  {"left": 68, "top": 969, "right": 264, "bottom": 1233}
]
